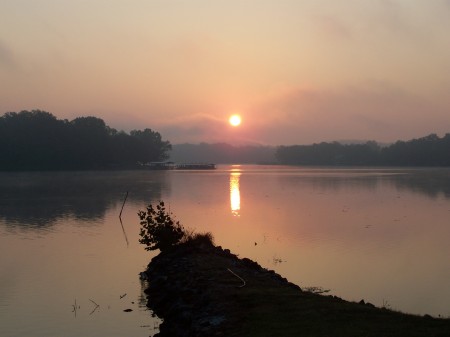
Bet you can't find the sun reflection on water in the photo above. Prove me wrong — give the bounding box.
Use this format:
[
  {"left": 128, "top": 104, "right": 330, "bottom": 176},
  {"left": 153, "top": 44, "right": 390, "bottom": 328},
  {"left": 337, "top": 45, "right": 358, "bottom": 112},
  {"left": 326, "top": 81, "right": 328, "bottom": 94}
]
[{"left": 230, "top": 171, "right": 241, "bottom": 216}]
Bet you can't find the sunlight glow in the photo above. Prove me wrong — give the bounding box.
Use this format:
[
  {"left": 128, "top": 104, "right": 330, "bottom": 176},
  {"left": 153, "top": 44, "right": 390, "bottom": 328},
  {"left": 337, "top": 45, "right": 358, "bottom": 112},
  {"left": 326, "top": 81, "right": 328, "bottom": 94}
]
[{"left": 229, "top": 114, "right": 242, "bottom": 127}]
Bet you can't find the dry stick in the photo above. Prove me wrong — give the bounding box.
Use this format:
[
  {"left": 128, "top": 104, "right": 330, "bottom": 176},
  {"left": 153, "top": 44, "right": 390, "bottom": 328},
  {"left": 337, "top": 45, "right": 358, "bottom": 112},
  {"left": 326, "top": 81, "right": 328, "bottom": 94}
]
[
  {"left": 89, "top": 298, "right": 99, "bottom": 306},
  {"left": 119, "top": 191, "right": 130, "bottom": 246},
  {"left": 227, "top": 268, "right": 246, "bottom": 288},
  {"left": 119, "top": 191, "right": 129, "bottom": 220},
  {"left": 89, "top": 299, "right": 100, "bottom": 315},
  {"left": 119, "top": 217, "right": 130, "bottom": 247},
  {"left": 71, "top": 299, "right": 78, "bottom": 317}
]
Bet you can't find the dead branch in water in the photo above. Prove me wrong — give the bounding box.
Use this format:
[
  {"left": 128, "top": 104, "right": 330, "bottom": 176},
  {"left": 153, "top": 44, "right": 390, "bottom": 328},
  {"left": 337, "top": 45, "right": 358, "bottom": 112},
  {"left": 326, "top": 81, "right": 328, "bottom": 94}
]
[
  {"left": 119, "top": 191, "right": 129, "bottom": 219},
  {"left": 89, "top": 298, "right": 100, "bottom": 315},
  {"left": 119, "top": 191, "right": 130, "bottom": 246},
  {"left": 119, "top": 217, "right": 130, "bottom": 247},
  {"left": 227, "top": 268, "right": 246, "bottom": 288},
  {"left": 71, "top": 299, "right": 79, "bottom": 317}
]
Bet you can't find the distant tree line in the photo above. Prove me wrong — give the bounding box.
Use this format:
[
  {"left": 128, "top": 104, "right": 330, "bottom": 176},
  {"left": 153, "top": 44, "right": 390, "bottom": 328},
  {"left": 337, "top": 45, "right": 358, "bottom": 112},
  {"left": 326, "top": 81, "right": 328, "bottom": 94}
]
[
  {"left": 276, "top": 134, "right": 450, "bottom": 166},
  {"left": 0, "top": 110, "right": 171, "bottom": 170}
]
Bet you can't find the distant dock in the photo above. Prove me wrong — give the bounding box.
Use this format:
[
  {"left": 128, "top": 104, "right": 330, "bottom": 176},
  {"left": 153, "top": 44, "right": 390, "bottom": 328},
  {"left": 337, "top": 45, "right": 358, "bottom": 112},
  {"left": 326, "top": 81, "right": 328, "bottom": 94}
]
[
  {"left": 174, "top": 163, "right": 216, "bottom": 170},
  {"left": 142, "top": 162, "right": 216, "bottom": 170}
]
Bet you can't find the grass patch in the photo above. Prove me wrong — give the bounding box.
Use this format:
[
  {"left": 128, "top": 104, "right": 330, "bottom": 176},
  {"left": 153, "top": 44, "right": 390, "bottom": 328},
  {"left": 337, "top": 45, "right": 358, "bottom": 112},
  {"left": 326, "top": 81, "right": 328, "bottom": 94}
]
[{"left": 230, "top": 282, "right": 450, "bottom": 337}]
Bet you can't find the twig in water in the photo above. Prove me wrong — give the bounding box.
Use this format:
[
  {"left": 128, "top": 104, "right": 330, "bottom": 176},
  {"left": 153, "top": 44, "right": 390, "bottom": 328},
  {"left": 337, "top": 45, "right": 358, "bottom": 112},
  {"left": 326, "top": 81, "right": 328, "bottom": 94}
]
[
  {"left": 119, "top": 191, "right": 130, "bottom": 246},
  {"left": 119, "top": 191, "right": 129, "bottom": 219},
  {"left": 227, "top": 268, "right": 246, "bottom": 288},
  {"left": 71, "top": 299, "right": 79, "bottom": 317},
  {"left": 89, "top": 298, "right": 99, "bottom": 306},
  {"left": 120, "top": 293, "right": 127, "bottom": 299},
  {"left": 119, "top": 217, "right": 129, "bottom": 247},
  {"left": 89, "top": 298, "right": 100, "bottom": 315}
]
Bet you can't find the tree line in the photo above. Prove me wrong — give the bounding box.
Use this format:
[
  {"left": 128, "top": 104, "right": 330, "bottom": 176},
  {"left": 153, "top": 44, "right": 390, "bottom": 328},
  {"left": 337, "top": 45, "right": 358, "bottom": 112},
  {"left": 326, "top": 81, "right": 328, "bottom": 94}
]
[
  {"left": 276, "top": 134, "right": 450, "bottom": 166},
  {"left": 3, "top": 110, "right": 450, "bottom": 169},
  {"left": 0, "top": 110, "right": 171, "bottom": 170}
]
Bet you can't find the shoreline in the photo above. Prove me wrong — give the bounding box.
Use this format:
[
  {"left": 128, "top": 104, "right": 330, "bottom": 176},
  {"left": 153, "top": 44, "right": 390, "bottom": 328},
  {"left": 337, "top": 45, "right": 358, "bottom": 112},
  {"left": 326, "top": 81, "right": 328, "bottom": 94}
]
[{"left": 141, "top": 241, "right": 450, "bottom": 337}]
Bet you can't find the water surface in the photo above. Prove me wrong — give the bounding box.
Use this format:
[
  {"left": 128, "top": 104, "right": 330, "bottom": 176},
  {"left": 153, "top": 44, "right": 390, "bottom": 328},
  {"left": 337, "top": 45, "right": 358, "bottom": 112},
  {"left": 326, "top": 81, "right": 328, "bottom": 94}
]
[{"left": 1, "top": 166, "right": 449, "bottom": 336}]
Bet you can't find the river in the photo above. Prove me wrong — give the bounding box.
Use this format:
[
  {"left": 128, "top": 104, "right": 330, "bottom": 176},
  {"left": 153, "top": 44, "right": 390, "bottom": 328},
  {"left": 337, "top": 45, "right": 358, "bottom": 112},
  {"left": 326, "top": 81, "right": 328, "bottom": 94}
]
[{"left": 1, "top": 165, "right": 449, "bottom": 336}]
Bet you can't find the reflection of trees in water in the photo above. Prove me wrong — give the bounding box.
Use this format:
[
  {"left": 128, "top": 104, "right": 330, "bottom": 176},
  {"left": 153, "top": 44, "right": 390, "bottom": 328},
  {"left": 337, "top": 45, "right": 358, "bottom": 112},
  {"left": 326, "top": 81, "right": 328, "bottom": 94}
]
[
  {"left": 277, "top": 169, "right": 450, "bottom": 199},
  {"left": 4, "top": 168, "right": 448, "bottom": 230},
  {"left": 384, "top": 169, "right": 450, "bottom": 199},
  {"left": 278, "top": 172, "right": 381, "bottom": 193},
  {"left": 0, "top": 171, "right": 169, "bottom": 229},
  {"left": 310, "top": 176, "right": 379, "bottom": 193}
]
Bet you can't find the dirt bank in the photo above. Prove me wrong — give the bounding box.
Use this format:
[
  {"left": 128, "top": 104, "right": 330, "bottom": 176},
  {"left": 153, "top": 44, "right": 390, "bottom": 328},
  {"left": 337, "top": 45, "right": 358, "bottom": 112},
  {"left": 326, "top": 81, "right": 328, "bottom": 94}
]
[{"left": 141, "top": 241, "right": 450, "bottom": 337}]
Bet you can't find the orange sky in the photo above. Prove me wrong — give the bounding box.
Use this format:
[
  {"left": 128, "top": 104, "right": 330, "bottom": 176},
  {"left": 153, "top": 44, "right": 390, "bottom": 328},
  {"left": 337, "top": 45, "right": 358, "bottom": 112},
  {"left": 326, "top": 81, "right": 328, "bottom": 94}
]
[{"left": 1, "top": 1, "right": 450, "bottom": 145}]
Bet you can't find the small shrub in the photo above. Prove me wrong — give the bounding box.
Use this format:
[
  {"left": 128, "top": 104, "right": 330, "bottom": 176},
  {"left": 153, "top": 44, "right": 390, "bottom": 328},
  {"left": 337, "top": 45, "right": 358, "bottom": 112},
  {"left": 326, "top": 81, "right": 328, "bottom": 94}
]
[{"left": 138, "top": 201, "right": 185, "bottom": 251}]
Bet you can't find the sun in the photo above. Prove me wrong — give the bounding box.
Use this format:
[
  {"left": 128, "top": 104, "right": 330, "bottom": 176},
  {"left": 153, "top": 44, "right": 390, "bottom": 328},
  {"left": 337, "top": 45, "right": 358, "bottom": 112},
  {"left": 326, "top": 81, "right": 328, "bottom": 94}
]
[{"left": 229, "top": 114, "right": 242, "bottom": 127}]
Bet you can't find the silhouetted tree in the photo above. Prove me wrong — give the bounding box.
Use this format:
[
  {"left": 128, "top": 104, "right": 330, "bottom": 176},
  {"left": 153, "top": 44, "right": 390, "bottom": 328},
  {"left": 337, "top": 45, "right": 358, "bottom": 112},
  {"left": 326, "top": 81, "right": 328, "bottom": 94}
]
[
  {"left": 138, "top": 201, "right": 185, "bottom": 251},
  {"left": 275, "top": 141, "right": 379, "bottom": 165},
  {"left": 275, "top": 136, "right": 450, "bottom": 167},
  {"left": 380, "top": 133, "right": 446, "bottom": 166},
  {"left": 0, "top": 110, "right": 66, "bottom": 169},
  {"left": 0, "top": 110, "right": 172, "bottom": 170},
  {"left": 130, "top": 128, "right": 172, "bottom": 162}
]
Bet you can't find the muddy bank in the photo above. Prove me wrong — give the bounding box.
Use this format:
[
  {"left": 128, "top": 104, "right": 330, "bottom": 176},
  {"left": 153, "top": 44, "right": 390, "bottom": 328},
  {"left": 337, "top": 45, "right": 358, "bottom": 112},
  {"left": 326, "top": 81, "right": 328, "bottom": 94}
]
[{"left": 141, "top": 241, "right": 450, "bottom": 337}]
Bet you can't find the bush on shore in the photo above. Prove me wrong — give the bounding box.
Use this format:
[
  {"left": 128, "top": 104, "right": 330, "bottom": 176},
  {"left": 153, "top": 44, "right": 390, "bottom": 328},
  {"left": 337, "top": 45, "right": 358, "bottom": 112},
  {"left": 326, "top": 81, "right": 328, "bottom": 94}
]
[{"left": 138, "top": 200, "right": 213, "bottom": 252}]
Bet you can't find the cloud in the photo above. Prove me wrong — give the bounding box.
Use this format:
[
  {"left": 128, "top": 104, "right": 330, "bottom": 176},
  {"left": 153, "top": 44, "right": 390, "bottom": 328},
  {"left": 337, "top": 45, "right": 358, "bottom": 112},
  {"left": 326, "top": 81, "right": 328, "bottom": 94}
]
[
  {"left": 315, "top": 15, "right": 353, "bottom": 40},
  {"left": 158, "top": 114, "right": 226, "bottom": 144},
  {"left": 247, "top": 81, "right": 450, "bottom": 145},
  {"left": 143, "top": 81, "right": 450, "bottom": 146},
  {"left": 0, "top": 40, "right": 15, "bottom": 69}
]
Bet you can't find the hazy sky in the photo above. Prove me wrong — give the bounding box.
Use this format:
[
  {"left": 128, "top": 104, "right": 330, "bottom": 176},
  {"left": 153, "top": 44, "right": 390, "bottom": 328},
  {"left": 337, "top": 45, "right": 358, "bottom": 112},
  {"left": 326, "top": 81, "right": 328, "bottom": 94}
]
[{"left": 1, "top": 0, "right": 450, "bottom": 145}]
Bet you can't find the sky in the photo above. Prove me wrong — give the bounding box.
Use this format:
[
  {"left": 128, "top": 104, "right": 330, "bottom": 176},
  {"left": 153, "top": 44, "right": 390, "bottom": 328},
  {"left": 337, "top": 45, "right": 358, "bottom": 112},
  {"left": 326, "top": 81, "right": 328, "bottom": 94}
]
[{"left": 1, "top": 0, "right": 450, "bottom": 145}]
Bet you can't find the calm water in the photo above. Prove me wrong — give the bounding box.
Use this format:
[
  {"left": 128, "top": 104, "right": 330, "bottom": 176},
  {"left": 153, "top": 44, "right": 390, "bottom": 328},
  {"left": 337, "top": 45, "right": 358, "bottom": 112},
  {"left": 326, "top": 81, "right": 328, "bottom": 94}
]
[{"left": 1, "top": 166, "right": 449, "bottom": 336}]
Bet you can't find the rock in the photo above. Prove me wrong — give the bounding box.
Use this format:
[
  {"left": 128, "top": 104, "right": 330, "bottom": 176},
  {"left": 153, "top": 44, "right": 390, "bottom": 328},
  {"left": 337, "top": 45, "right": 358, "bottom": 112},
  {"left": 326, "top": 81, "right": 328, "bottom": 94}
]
[{"left": 141, "top": 242, "right": 268, "bottom": 335}]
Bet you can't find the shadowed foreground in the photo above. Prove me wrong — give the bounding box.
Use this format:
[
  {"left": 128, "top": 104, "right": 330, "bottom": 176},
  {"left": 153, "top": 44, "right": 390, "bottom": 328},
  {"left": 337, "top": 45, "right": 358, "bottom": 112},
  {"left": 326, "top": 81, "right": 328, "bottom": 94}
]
[{"left": 141, "top": 241, "right": 450, "bottom": 337}]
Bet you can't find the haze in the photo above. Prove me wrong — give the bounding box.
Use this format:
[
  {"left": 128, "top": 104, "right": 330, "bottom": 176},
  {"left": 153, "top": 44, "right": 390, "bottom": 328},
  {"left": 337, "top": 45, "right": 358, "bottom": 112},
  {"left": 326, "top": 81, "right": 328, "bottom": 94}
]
[{"left": 1, "top": 0, "right": 450, "bottom": 145}]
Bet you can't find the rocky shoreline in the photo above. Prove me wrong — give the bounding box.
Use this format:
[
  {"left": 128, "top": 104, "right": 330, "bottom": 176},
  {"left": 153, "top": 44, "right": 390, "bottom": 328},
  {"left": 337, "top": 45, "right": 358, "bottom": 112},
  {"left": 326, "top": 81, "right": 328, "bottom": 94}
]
[
  {"left": 141, "top": 241, "right": 450, "bottom": 337},
  {"left": 141, "top": 241, "right": 296, "bottom": 336}
]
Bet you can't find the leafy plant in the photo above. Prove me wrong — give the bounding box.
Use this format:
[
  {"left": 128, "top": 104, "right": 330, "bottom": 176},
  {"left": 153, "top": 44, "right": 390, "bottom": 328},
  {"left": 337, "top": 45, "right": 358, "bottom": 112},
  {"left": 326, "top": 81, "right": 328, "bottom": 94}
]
[{"left": 138, "top": 201, "right": 185, "bottom": 251}]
